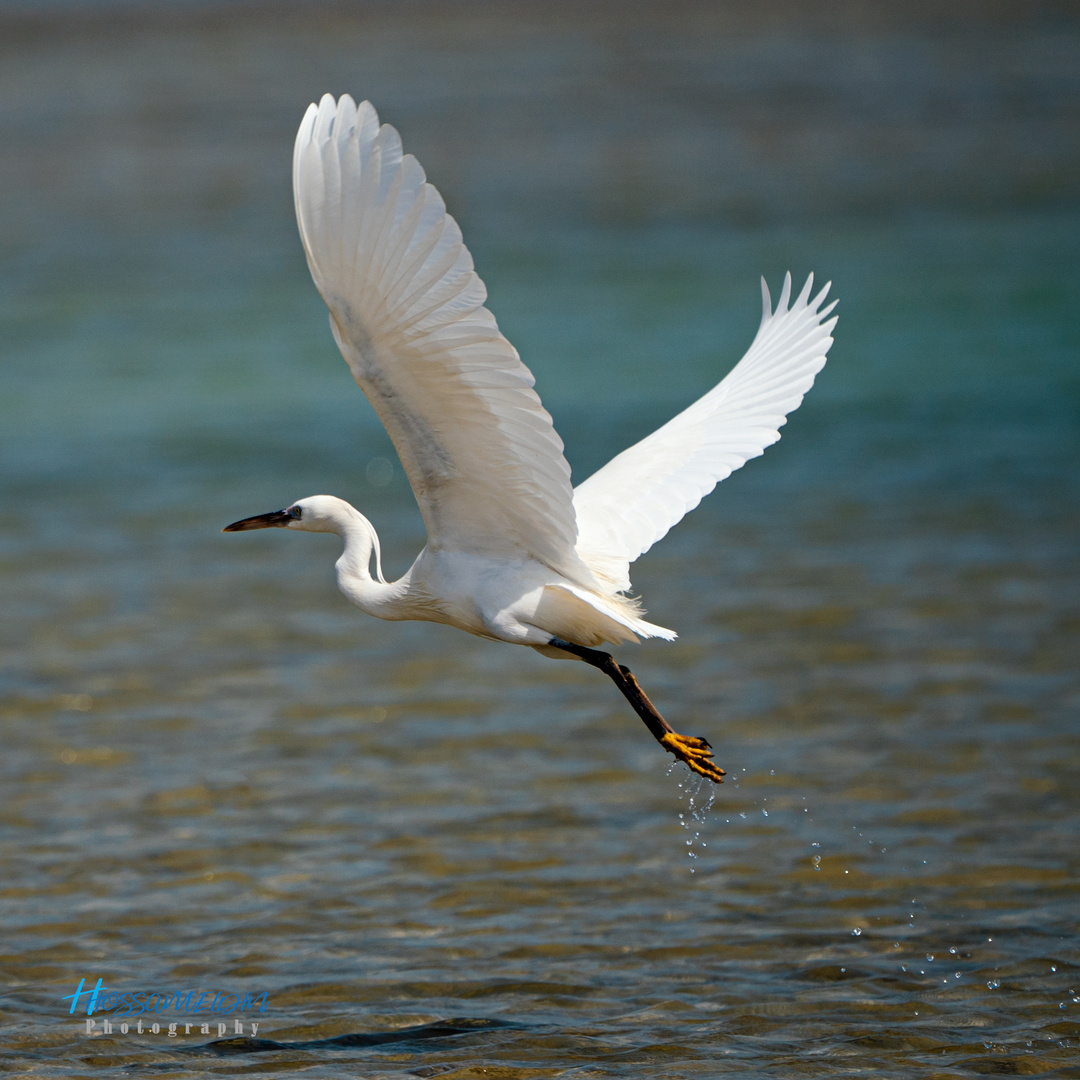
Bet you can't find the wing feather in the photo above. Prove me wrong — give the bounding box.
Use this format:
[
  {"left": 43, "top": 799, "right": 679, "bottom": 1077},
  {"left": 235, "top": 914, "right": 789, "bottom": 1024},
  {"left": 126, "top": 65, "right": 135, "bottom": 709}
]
[
  {"left": 573, "top": 273, "right": 836, "bottom": 591},
  {"left": 295, "top": 95, "right": 594, "bottom": 584}
]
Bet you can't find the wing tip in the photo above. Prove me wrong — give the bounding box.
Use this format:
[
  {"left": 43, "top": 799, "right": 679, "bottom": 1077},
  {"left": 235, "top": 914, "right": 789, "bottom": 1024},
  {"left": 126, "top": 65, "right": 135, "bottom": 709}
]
[
  {"left": 779, "top": 271, "right": 792, "bottom": 311},
  {"left": 759, "top": 276, "right": 773, "bottom": 328}
]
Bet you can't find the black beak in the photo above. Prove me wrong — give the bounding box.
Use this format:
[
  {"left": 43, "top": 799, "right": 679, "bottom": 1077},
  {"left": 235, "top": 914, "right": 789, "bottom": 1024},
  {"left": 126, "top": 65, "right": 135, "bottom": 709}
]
[{"left": 223, "top": 509, "right": 294, "bottom": 532}]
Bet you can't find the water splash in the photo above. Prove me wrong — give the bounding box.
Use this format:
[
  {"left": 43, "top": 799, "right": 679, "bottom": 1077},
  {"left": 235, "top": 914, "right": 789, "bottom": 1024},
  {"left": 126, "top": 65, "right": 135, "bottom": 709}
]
[{"left": 673, "top": 769, "right": 717, "bottom": 873}]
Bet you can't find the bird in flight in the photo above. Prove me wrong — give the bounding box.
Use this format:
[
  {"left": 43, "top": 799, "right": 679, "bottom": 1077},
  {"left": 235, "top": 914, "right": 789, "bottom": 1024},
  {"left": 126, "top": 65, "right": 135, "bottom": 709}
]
[{"left": 225, "top": 94, "right": 837, "bottom": 785}]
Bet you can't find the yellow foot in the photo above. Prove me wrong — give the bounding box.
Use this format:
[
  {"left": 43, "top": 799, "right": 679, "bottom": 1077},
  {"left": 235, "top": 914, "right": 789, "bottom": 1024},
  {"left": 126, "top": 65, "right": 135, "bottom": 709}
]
[{"left": 660, "top": 732, "right": 726, "bottom": 784}]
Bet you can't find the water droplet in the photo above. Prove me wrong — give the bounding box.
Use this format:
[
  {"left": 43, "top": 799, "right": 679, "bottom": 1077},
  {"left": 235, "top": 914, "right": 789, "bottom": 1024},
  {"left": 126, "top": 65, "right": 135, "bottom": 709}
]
[
  {"left": 811, "top": 842, "right": 821, "bottom": 847},
  {"left": 926, "top": 954, "right": 934, "bottom": 962},
  {"left": 1060, "top": 1002, "right": 1067, "bottom": 1010},
  {"left": 955, "top": 972, "right": 962, "bottom": 979},
  {"left": 894, "top": 942, "right": 900, "bottom": 949},
  {"left": 1052, "top": 965, "right": 1057, "bottom": 972},
  {"left": 852, "top": 927, "right": 862, "bottom": 937},
  {"left": 812, "top": 855, "right": 821, "bottom": 871},
  {"left": 987, "top": 978, "right": 1001, "bottom": 989},
  {"left": 762, "top": 809, "right": 768, "bottom": 817},
  {"left": 949, "top": 947, "right": 957, "bottom": 954}
]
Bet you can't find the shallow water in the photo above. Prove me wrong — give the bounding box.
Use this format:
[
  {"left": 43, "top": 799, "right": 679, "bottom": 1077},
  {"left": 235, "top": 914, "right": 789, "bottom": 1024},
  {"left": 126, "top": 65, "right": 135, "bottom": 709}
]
[{"left": 1, "top": 3, "right": 1079, "bottom": 1077}]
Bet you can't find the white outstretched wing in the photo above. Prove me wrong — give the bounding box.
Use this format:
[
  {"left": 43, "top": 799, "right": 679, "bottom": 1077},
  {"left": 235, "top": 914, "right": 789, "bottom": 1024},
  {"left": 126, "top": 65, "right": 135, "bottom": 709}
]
[
  {"left": 294, "top": 94, "right": 595, "bottom": 585},
  {"left": 573, "top": 273, "right": 837, "bottom": 592}
]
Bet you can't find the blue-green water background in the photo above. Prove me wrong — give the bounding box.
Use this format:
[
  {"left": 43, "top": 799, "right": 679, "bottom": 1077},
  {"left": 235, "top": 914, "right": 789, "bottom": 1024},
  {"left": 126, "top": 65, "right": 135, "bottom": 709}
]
[{"left": 1, "top": 3, "right": 1078, "bottom": 1076}]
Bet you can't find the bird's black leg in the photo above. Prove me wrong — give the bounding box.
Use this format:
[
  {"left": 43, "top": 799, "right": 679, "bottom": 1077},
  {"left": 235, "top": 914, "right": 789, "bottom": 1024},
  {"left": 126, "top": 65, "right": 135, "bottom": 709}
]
[{"left": 549, "top": 639, "right": 725, "bottom": 784}]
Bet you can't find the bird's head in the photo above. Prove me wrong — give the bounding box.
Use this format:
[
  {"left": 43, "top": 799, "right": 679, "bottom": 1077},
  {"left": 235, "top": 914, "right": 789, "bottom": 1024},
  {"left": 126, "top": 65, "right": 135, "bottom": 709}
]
[
  {"left": 224, "top": 495, "right": 385, "bottom": 583},
  {"left": 223, "top": 494, "right": 353, "bottom": 534}
]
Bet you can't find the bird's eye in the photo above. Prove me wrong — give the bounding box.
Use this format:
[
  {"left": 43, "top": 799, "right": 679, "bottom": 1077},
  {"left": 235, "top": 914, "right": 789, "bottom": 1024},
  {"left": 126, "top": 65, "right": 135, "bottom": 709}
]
[{"left": 288, "top": 505, "right": 303, "bottom": 519}]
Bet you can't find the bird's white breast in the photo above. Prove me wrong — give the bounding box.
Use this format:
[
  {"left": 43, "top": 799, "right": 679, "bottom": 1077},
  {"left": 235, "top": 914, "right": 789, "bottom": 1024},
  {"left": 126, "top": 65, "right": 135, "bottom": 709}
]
[{"left": 408, "top": 549, "right": 565, "bottom": 645}]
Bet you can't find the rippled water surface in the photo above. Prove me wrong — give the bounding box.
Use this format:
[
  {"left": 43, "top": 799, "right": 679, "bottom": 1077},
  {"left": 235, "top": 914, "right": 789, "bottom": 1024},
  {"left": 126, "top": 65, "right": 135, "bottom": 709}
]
[{"left": 2, "top": 3, "right": 1079, "bottom": 1077}]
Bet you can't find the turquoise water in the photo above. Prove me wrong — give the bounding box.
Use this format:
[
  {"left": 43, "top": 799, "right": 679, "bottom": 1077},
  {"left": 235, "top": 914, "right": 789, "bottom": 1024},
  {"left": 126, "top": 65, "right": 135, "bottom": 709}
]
[{"left": 1, "top": 4, "right": 1078, "bottom": 1077}]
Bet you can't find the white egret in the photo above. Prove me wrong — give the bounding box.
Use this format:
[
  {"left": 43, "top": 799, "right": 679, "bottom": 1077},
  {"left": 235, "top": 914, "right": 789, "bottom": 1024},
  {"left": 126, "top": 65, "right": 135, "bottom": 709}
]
[{"left": 226, "top": 94, "right": 837, "bottom": 784}]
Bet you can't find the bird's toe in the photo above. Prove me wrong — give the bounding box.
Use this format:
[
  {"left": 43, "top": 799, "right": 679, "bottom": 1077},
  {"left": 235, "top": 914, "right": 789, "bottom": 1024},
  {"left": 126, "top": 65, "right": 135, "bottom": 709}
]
[{"left": 659, "top": 732, "right": 726, "bottom": 784}]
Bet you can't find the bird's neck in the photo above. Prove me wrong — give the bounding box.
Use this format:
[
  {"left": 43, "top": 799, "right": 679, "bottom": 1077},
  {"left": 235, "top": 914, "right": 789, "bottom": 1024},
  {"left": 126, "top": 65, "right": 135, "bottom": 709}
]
[{"left": 333, "top": 509, "right": 412, "bottom": 619}]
